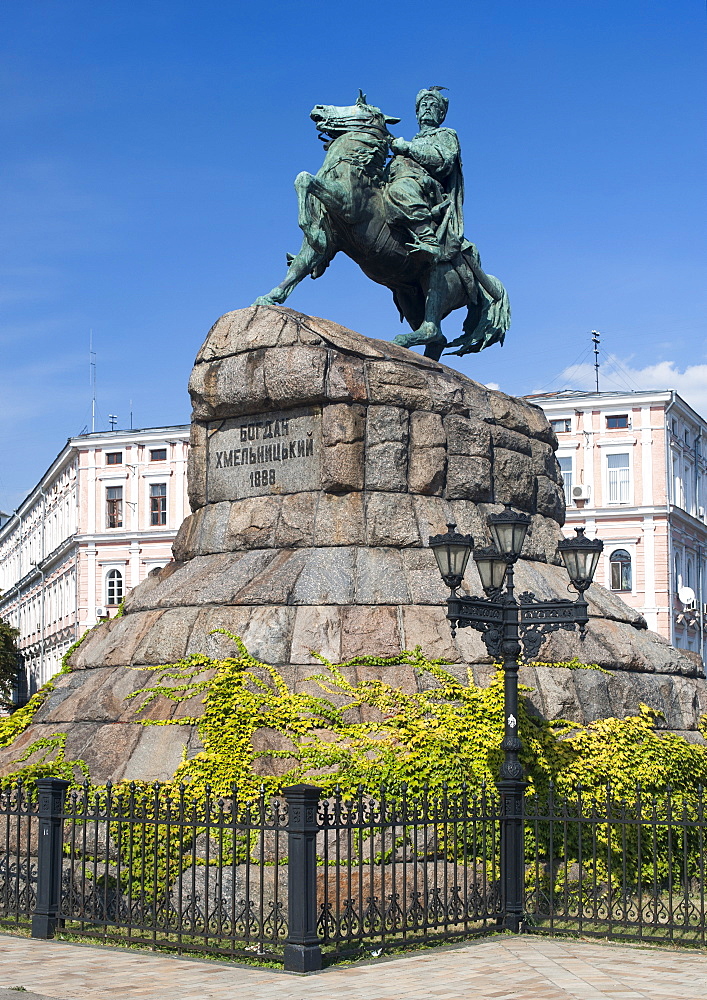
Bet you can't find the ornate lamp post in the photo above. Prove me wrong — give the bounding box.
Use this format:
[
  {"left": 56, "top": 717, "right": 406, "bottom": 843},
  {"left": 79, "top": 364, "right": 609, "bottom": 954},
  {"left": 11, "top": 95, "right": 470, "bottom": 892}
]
[{"left": 429, "top": 511, "right": 603, "bottom": 931}]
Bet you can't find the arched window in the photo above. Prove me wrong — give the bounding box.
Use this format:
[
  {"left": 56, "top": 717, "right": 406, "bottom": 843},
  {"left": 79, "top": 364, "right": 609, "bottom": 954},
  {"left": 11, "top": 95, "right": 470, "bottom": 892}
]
[
  {"left": 610, "top": 549, "right": 632, "bottom": 592},
  {"left": 106, "top": 569, "right": 123, "bottom": 606}
]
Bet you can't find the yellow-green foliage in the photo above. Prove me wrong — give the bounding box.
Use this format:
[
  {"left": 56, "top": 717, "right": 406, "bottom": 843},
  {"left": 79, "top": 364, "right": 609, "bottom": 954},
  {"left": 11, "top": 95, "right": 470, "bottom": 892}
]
[
  {"left": 531, "top": 655, "right": 610, "bottom": 676},
  {"left": 0, "top": 628, "right": 91, "bottom": 775},
  {"left": 2, "top": 630, "right": 707, "bottom": 806},
  {"left": 3, "top": 734, "right": 89, "bottom": 788},
  {"left": 0, "top": 688, "right": 51, "bottom": 750},
  {"left": 120, "top": 632, "right": 707, "bottom": 803}
]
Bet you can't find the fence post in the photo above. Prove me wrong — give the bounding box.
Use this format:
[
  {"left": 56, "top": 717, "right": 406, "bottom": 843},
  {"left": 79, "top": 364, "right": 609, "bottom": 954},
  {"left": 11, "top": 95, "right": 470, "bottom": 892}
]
[
  {"left": 31, "top": 777, "right": 70, "bottom": 939},
  {"left": 283, "top": 783, "right": 322, "bottom": 973},
  {"left": 498, "top": 778, "right": 526, "bottom": 932}
]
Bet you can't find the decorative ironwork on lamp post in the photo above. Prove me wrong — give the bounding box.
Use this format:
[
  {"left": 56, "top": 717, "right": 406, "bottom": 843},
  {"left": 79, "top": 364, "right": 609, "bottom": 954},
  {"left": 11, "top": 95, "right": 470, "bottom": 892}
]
[{"left": 429, "top": 509, "right": 603, "bottom": 931}]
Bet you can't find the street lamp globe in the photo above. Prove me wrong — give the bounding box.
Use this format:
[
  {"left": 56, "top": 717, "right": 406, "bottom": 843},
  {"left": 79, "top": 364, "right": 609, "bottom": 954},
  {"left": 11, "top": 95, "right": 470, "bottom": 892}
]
[
  {"left": 558, "top": 526, "right": 604, "bottom": 592},
  {"left": 487, "top": 504, "right": 531, "bottom": 559},
  {"left": 473, "top": 546, "right": 508, "bottom": 594},
  {"left": 429, "top": 523, "right": 474, "bottom": 591}
]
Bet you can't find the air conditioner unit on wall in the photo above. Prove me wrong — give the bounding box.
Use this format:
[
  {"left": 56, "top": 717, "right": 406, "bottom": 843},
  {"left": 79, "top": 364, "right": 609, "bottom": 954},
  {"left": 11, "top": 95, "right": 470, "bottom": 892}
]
[
  {"left": 572, "top": 484, "right": 591, "bottom": 501},
  {"left": 95, "top": 606, "right": 108, "bottom": 618}
]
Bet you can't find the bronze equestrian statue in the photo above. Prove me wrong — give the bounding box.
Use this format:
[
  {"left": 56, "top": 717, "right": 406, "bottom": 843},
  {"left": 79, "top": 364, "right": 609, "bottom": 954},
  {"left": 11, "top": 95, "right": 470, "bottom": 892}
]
[{"left": 254, "top": 89, "right": 510, "bottom": 362}]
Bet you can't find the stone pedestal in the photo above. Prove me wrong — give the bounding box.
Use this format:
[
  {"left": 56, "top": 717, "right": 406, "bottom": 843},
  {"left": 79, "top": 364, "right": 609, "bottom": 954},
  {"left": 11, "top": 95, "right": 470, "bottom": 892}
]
[{"left": 2, "top": 307, "right": 705, "bottom": 783}]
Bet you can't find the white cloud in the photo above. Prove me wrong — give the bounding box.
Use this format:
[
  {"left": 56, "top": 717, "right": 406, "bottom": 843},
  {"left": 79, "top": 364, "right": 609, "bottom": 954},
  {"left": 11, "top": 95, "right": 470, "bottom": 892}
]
[
  {"left": 555, "top": 359, "right": 707, "bottom": 421},
  {"left": 485, "top": 381, "right": 501, "bottom": 391}
]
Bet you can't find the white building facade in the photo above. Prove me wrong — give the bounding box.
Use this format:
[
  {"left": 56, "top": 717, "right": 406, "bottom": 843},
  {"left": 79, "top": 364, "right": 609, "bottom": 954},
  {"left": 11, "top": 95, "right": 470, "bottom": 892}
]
[
  {"left": 528, "top": 390, "right": 707, "bottom": 662},
  {"left": 0, "top": 426, "right": 189, "bottom": 697}
]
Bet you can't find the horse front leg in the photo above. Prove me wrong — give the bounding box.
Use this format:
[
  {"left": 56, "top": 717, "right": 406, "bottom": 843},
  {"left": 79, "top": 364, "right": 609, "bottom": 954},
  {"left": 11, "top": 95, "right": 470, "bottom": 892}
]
[
  {"left": 296, "top": 167, "right": 356, "bottom": 239},
  {"left": 253, "top": 238, "right": 324, "bottom": 307},
  {"left": 393, "top": 263, "right": 450, "bottom": 358}
]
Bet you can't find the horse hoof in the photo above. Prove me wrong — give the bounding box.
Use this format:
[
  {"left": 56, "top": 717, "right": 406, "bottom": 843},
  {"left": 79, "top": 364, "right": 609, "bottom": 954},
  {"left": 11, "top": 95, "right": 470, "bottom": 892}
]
[
  {"left": 394, "top": 324, "right": 446, "bottom": 349},
  {"left": 253, "top": 295, "right": 281, "bottom": 306},
  {"left": 393, "top": 333, "right": 418, "bottom": 348}
]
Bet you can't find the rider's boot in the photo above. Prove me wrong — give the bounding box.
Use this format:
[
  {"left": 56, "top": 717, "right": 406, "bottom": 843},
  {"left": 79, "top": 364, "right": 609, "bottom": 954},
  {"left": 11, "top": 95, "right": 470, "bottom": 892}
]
[{"left": 407, "top": 222, "right": 442, "bottom": 261}]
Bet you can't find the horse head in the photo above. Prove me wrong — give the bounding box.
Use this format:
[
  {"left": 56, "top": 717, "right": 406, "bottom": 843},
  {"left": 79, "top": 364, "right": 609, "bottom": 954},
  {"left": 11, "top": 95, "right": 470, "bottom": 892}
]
[{"left": 310, "top": 90, "right": 400, "bottom": 140}]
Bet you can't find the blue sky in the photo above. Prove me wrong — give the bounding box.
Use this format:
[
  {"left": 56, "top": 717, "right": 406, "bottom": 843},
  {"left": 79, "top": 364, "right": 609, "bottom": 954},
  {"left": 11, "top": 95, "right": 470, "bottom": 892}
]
[{"left": 1, "top": 0, "right": 705, "bottom": 513}]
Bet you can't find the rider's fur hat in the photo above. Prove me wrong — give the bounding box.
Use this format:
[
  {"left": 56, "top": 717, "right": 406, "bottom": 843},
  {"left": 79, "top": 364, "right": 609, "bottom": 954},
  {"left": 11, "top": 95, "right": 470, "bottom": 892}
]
[{"left": 415, "top": 86, "right": 449, "bottom": 121}]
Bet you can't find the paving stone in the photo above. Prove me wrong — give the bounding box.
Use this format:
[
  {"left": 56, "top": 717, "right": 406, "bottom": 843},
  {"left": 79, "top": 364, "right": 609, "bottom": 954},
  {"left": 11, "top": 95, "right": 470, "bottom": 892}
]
[
  {"left": 366, "top": 441, "right": 408, "bottom": 492},
  {"left": 400, "top": 605, "right": 460, "bottom": 662},
  {"left": 121, "top": 725, "right": 198, "bottom": 783},
  {"left": 189, "top": 352, "right": 268, "bottom": 420},
  {"left": 194, "top": 305, "right": 292, "bottom": 362},
  {"left": 489, "top": 389, "right": 533, "bottom": 436},
  {"left": 3, "top": 932, "right": 707, "bottom": 1000}
]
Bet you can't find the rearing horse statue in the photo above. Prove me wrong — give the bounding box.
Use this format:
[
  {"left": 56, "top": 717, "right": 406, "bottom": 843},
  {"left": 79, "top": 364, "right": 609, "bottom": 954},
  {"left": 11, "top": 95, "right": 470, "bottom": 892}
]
[{"left": 254, "top": 92, "right": 510, "bottom": 362}]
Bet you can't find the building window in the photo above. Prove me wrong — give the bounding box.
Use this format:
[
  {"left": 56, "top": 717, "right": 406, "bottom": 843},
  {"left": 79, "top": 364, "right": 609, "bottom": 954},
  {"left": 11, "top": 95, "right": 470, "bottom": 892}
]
[
  {"left": 106, "top": 452, "right": 122, "bottom": 465},
  {"left": 106, "top": 569, "right": 123, "bottom": 606},
  {"left": 558, "top": 456, "right": 573, "bottom": 500},
  {"left": 550, "top": 418, "right": 571, "bottom": 434},
  {"left": 674, "top": 552, "right": 682, "bottom": 592},
  {"left": 606, "top": 415, "right": 629, "bottom": 429},
  {"left": 106, "top": 486, "right": 123, "bottom": 528},
  {"left": 606, "top": 452, "right": 630, "bottom": 504},
  {"left": 150, "top": 483, "right": 167, "bottom": 526},
  {"left": 610, "top": 549, "right": 632, "bottom": 591},
  {"left": 150, "top": 448, "right": 167, "bottom": 462}
]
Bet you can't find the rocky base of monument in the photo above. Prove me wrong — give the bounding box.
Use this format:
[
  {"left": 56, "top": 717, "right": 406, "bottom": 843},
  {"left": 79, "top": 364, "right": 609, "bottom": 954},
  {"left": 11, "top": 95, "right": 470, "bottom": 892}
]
[{"left": 2, "top": 306, "right": 705, "bottom": 783}]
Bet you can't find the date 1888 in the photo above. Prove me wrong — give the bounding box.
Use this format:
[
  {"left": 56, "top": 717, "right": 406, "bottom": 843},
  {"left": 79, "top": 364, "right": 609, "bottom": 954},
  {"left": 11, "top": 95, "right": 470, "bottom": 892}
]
[{"left": 250, "top": 469, "right": 276, "bottom": 488}]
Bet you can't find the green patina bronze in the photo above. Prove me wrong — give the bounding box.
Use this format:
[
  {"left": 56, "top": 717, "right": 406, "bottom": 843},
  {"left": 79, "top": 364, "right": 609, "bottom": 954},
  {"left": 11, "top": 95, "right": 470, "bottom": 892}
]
[{"left": 254, "top": 88, "right": 510, "bottom": 362}]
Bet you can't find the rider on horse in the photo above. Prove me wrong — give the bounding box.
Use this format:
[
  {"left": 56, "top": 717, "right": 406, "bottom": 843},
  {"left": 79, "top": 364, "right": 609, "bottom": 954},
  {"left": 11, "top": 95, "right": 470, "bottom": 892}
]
[{"left": 387, "top": 87, "right": 464, "bottom": 262}]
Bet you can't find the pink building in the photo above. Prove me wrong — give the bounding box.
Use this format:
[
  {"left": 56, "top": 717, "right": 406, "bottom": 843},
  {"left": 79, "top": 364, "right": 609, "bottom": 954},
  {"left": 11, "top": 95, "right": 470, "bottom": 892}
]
[
  {"left": 529, "top": 390, "right": 707, "bottom": 662},
  {"left": 0, "top": 426, "right": 189, "bottom": 697}
]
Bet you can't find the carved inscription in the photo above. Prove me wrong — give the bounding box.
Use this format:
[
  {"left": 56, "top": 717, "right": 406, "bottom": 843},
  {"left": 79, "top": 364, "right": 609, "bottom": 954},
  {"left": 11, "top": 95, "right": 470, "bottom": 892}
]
[{"left": 206, "top": 407, "right": 321, "bottom": 500}]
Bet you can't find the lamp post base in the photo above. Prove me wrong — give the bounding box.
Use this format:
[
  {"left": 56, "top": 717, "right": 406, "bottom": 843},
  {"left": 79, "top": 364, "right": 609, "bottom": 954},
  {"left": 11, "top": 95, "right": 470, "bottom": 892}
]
[{"left": 498, "top": 777, "right": 527, "bottom": 933}]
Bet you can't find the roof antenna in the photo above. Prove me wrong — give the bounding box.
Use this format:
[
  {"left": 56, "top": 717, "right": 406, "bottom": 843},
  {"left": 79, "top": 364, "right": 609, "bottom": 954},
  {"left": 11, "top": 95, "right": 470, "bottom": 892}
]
[
  {"left": 89, "top": 329, "right": 97, "bottom": 432},
  {"left": 591, "top": 330, "right": 600, "bottom": 392},
  {"left": 108, "top": 414, "right": 118, "bottom": 432}
]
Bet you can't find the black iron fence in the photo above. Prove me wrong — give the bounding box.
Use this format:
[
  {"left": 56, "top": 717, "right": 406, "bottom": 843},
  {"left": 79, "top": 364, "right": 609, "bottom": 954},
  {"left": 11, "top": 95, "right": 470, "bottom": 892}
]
[
  {"left": 524, "top": 783, "right": 707, "bottom": 947},
  {"left": 0, "top": 777, "right": 705, "bottom": 969}
]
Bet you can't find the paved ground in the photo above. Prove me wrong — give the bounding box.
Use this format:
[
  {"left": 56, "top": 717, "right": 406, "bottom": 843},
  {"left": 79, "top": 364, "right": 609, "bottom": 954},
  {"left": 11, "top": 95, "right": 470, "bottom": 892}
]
[{"left": 0, "top": 933, "right": 706, "bottom": 1000}]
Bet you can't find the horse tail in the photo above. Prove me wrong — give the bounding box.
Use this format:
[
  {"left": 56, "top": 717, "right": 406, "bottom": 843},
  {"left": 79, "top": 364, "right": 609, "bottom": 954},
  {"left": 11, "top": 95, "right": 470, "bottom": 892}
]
[{"left": 446, "top": 274, "right": 511, "bottom": 356}]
